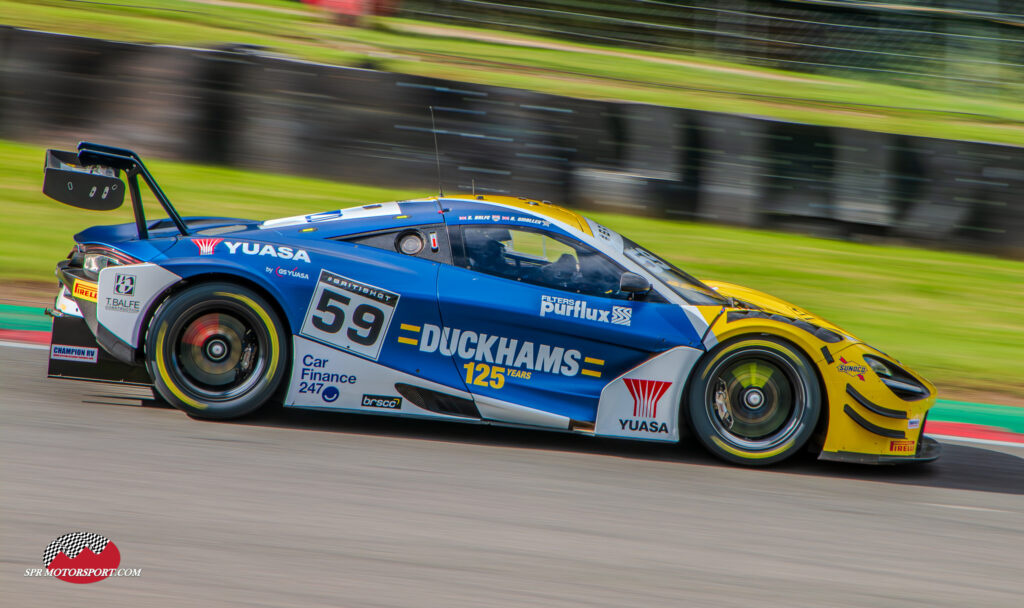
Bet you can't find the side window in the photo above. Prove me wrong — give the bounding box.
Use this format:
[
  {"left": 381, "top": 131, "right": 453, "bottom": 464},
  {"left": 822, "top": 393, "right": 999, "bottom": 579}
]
[
  {"left": 340, "top": 224, "right": 451, "bottom": 264},
  {"left": 457, "top": 225, "right": 631, "bottom": 300}
]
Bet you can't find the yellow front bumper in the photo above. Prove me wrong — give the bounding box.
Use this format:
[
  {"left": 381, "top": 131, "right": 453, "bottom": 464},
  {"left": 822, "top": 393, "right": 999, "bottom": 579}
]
[{"left": 817, "top": 342, "right": 938, "bottom": 463}]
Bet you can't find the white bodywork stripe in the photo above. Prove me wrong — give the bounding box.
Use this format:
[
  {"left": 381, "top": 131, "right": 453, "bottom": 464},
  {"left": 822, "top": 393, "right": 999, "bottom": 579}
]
[
  {"left": 262, "top": 201, "right": 404, "bottom": 229},
  {"left": 473, "top": 394, "right": 571, "bottom": 429},
  {"left": 0, "top": 340, "right": 47, "bottom": 351}
]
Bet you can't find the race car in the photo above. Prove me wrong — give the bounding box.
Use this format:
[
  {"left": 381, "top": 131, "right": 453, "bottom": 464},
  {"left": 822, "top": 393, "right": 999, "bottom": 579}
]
[{"left": 42, "top": 142, "right": 940, "bottom": 466}]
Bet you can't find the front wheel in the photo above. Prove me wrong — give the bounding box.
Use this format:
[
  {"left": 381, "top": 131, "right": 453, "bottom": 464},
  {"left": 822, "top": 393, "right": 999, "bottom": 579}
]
[
  {"left": 145, "top": 282, "right": 288, "bottom": 419},
  {"left": 686, "top": 336, "right": 820, "bottom": 466}
]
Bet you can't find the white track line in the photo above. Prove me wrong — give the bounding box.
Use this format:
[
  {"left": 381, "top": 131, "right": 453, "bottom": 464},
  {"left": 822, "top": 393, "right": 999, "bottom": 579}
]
[
  {"left": 930, "top": 434, "right": 1024, "bottom": 449},
  {"left": 920, "top": 503, "right": 1011, "bottom": 513},
  {"left": 0, "top": 340, "right": 47, "bottom": 351}
]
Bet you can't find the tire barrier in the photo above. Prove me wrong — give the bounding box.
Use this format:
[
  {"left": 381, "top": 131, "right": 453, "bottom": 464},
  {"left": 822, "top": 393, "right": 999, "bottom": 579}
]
[{"left": 1, "top": 26, "right": 1020, "bottom": 255}]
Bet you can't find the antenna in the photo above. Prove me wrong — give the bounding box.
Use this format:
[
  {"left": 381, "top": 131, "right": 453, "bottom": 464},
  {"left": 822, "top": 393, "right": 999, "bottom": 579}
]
[{"left": 429, "top": 106, "right": 444, "bottom": 198}]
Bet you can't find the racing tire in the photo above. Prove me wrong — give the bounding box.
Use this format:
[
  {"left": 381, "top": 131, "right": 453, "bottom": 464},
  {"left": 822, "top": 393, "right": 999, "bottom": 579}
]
[
  {"left": 686, "top": 336, "right": 820, "bottom": 466},
  {"left": 145, "top": 282, "right": 288, "bottom": 420}
]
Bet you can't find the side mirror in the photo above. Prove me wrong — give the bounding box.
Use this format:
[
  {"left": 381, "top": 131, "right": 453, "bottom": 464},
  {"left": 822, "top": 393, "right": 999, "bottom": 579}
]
[{"left": 619, "top": 272, "right": 651, "bottom": 296}]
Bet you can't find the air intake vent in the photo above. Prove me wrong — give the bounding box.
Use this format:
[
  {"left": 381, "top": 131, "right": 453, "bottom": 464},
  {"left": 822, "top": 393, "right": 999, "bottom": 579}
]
[{"left": 395, "top": 383, "right": 480, "bottom": 419}]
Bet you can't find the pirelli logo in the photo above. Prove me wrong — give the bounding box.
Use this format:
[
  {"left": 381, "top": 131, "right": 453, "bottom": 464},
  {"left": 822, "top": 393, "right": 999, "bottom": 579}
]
[
  {"left": 889, "top": 439, "right": 915, "bottom": 453},
  {"left": 72, "top": 279, "right": 98, "bottom": 302}
]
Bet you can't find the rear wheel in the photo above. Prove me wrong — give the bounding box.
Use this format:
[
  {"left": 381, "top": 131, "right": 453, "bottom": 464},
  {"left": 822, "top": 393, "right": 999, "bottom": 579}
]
[
  {"left": 686, "top": 336, "right": 820, "bottom": 466},
  {"left": 145, "top": 283, "right": 287, "bottom": 419}
]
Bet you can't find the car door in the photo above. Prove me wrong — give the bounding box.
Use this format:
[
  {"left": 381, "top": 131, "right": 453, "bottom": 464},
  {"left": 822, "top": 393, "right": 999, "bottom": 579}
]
[
  {"left": 287, "top": 223, "right": 471, "bottom": 413},
  {"left": 433, "top": 221, "right": 704, "bottom": 426}
]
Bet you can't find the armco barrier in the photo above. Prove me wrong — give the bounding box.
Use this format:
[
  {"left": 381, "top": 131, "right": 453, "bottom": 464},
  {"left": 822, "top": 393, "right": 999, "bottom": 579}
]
[{"left": 1, "top": 27, "right": 1021, "bottom": 254}]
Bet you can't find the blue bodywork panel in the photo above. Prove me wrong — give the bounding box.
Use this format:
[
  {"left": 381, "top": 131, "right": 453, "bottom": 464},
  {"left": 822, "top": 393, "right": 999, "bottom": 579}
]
[{"left": 68, "top": 197, "right": 708, "bottom": 424}]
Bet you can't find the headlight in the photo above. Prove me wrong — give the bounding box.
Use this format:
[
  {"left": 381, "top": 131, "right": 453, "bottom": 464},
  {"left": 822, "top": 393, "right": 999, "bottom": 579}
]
[
  {"left": 863, "top": 355, "right": 930, "bottom": 401},
  {"left": 865, "top": 357, "right": 890, "bottom": 377}
]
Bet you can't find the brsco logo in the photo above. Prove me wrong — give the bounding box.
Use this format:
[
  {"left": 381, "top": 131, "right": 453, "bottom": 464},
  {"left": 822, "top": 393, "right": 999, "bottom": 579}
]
[
  {"left": 191, "top": 238, "right": 311, "bottom": 263},
  {"left": 27, "top": 532, "right": 141, "bottom": 583},
  {"left": 361, "top": 394, "right": 402, "bottom": 409}
]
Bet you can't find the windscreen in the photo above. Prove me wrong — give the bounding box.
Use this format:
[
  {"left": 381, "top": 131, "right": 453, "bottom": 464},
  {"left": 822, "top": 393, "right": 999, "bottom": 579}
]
[{"left": 621, "top": 237, "right": 727, "bottom": 306}]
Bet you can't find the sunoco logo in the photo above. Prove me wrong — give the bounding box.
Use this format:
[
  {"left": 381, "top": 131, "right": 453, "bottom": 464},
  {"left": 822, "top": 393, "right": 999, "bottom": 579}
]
[
  {"left": 837, "top": 356, "right": 867, "bottom": 381},
  {"left": 26, "top": 532, "right": 141, "bottom": 583}
]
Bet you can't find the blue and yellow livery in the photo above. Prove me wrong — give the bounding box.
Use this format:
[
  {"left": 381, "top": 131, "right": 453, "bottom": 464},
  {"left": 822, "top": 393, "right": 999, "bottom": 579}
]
[{"left": 41, "top": 142, "right": 938, "bottom": 466}]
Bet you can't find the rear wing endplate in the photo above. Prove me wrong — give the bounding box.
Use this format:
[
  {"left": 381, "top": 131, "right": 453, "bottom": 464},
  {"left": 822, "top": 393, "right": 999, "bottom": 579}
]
[{"left": 42, "top": 142, "right": 189, "bottom": 239}]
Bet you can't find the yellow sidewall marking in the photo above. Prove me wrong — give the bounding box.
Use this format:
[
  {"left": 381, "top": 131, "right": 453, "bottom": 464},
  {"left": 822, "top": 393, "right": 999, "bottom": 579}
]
[
  {"left": 701, "top": 339, "right": 795, "bottom": 380},
  {"left": 711, "top": 436, "right": 794, "bottom": 460},
  {"left": 214, "top": 291, "right": 280, "bottom": 383},
  {"left": 155, "top": 322, "right": 207, "bottom": 410}
]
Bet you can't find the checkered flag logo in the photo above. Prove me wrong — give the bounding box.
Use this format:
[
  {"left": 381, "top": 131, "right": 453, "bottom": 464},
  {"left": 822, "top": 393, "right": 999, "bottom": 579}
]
[
  {"left": 611, "top": 306, "right": 632, "bottom": 326},
  {"left": 35, "top": 531, "right": 131, "bottom": 584},
  {"left": 43, "top": 532, "right": 110, "bottom": 567}
]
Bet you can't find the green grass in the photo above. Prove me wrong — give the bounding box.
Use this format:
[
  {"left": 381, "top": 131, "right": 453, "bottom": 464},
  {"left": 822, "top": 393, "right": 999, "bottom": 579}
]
[
  {"left": 0, "top": 139, "right": 423, "bottom": 282},
  {"left": 4, "top": 1, "right": 1024, "bottom": 146},
  {"left": 2, "top": 139, "right": 1021, "bottom": 398}
]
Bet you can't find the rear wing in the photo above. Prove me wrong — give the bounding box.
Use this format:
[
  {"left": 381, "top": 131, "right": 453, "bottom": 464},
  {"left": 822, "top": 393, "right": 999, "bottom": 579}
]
[{"left": 43, "top": 142, "right": 189, "bottom": 239}]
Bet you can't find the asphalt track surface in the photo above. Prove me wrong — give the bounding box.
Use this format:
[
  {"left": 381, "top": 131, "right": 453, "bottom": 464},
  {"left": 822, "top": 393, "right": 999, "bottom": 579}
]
[{"left": 2, "top": 345, "right": 1023, "bottom": 607}]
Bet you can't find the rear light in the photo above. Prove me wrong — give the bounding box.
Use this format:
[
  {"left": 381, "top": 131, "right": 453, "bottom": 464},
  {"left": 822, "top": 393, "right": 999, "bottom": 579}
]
[{"left": 78, "top": 246, "right": 141, "bottom": 280}]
